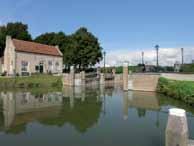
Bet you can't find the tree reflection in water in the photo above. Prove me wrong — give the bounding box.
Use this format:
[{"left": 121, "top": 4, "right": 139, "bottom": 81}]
[{"left": 0, "top": 85, "right": 116, "bottom": 134}]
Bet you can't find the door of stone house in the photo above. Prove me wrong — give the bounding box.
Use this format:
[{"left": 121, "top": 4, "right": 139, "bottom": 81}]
[{"left": 39, "top": 63, "right": 44, "bottom": 73}]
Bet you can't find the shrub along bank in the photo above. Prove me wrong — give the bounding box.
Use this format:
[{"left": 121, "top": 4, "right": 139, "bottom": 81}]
[
  {"left": 157, "top": 77, "right": 194, "bottom": 105},
  {"left": 0, "top": 75, "right": 62, "bottom": 89}
]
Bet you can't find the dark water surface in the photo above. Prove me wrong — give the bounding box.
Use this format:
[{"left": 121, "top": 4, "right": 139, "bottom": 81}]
[{"left": 0, "top": 84, "right": 194, "bottom": 146}]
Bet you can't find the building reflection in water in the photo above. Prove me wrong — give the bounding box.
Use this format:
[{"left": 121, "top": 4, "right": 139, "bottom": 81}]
[{"left": 0, "top": 84, "right": 116, "bottom": 134}]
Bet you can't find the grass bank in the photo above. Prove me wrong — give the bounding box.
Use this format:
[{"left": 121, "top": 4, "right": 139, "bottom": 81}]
[
  {"left": 0, "top": 75, "right": 62, "bottom": 89},
  {"left": 157, "top": 77, "right": 194, "bottom": 105}
]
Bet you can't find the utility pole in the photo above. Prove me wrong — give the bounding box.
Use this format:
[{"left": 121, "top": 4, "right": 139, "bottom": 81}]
[
  {"left": 103, "top": 51, "right": 106, "bottom": 74},
  {"left": 181, "top": 48, "right": 184, "bottom": 65},
  {"left": 155, "top": 45, "right": 159, "bottom": 72},
  {"left": 141, "top": 51, "right": 144, "bottom": 64}
]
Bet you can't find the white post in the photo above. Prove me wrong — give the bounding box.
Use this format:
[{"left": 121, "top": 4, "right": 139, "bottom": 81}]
[
  {"left": 166, "top": 108, "right": 188, "bottom": 146},
  {"left": 123, "top": 62, "right": 129, "bottom": 91}
]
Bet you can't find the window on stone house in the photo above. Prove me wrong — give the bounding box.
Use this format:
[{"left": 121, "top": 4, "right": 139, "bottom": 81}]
[
  {"left": 48, "top": 61, "right": 52, "bottom": 66},
  {"left": 35, "top": 65, "right": 39, "bottom": 72},
  {"left": 21, "top": 61, "right": 28, "bottom": 72},
  {"left": 55, "top": 62, "right": 59, "bottom": 71}
]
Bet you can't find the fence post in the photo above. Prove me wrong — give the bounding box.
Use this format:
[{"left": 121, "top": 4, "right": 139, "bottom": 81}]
[
  {"left": 69, "top": 66, "right": 75, "bottom": 86},
  {"left": 166, "top": 108, "right": 188, "bottom": 146},
  {"left": 123, "top": 62, "right": 129, "bottom": 91}
]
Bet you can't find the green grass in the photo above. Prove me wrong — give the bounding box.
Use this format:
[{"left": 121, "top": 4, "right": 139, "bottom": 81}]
[
  {"left": 0, "top": 74, "right": 62, "bottom": 89},
  {"left": 157, "top": 77, "right": 194, "bottom": 105}
]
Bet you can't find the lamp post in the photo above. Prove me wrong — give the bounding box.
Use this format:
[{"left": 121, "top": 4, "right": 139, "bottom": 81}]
[
  {"left": 155, "top": 45, "right": 159, "bottom": 72},
  {"left": 142, "top": 51, "right": 144, "bottom": 64},
  {"left": 103, "top": 51, "right": 106, "bottom": 74},
  {"left": 181, "top": 48, "right": 184, "bottom": 65}
]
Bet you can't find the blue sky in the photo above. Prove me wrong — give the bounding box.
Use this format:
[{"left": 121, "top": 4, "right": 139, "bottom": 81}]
[{"left": 1, "top": 0, "right": 194, "bottom": 65}]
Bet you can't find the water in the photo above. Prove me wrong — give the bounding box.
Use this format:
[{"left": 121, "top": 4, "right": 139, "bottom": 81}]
[{"left": 0, "top": 84, "right": 194, "bottom": 146}]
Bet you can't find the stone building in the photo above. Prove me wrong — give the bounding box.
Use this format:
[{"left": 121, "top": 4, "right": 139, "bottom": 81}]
[
  {"left": 3, "top": 36, "right": 63, "bottom": 76},
  {"left": 174, "top": 61, "right": 181, "bottom": 72}
]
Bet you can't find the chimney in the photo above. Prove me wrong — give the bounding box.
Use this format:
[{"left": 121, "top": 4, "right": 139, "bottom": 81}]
[
  {"left": 55, "top": 45, "right": 59, "bottom": 49},
  {"left": 6, "top": 36, "right": 12, "bottom": 46},
  {"left": 6, "top": 36, "right": 12, "bottom": 41}
]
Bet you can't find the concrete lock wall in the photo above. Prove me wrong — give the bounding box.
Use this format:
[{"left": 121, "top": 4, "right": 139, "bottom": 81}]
[{"left": 130, "top": 73, "right": 160, "bottom": 92}]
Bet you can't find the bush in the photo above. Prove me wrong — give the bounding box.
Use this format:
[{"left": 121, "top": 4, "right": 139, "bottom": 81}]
[
  {"left": 180, "top": 64, "right": 194, "bottom": 73},
  {"left": 157, "top": 77, "right": 194, "bottom": 105}
]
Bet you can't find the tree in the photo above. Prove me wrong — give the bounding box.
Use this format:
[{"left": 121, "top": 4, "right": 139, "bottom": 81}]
[
  {"left": 0, "top": 22, "right": 32, "bottom": 56},
  {"left": 72, "top": 27, "right": 103, "bottom": 69},
  {"left": 34, "top": 32, "right": 66, "bottom": 47}
]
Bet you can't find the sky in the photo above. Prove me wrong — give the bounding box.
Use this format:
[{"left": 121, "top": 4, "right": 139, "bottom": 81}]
[{"left": 1, "top": 0, "right": 194, "bottom": 66}]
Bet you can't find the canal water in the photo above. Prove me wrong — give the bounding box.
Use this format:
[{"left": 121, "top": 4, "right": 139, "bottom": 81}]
[{"left": 0, "top": 84, "right": 194, "bottom": 146}]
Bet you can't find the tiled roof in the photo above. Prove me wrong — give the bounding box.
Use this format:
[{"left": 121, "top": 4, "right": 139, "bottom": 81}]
[{"left": 12, "top": 39, "right": 63, "bottom": 57}]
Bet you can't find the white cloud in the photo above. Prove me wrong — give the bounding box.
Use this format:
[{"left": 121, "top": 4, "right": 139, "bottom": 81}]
[{"left": 99, "top": 48, "right": 194, "bottom": 67}]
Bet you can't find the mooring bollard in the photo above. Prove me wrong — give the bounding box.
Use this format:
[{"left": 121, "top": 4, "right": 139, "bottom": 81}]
[
  {"left": 123, "top": 62, "right": 129, "bottom": 91},
  {"left": 166, "top": 108, "right": 188, "bottom": 146}
]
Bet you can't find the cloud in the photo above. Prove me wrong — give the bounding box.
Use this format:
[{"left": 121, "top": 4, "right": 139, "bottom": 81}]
[{"left": 99, "top": 48, "right": 194, "bottom": 67}]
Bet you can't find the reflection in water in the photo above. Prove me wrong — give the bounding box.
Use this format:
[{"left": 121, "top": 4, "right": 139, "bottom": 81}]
[
  {"left": 0, "top": 85, "right": 116, "bottom": 134},
  {"left": 0, "top": 85, "right": 194, "bottom": 146},
  {"left": 123, "top": 91, "right": 160, "bottom": 120}
]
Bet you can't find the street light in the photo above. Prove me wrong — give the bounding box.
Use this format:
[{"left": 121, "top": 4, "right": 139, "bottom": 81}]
[
  {"left": 181, "top": 48, "right": 184, "bottom": 65},
  {"left": 155, "top": 45, "right": 159, "bottom": 72},
  {"left": 103, "top": 51, "right": 106, "bottom": 74},
  {"left": 141, "top": 51, "right": 144, "bottom": 64}
]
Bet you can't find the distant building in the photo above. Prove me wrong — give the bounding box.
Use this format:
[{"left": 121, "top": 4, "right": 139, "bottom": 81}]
[
  {"left": 3, "top": 36, "right": 63, "bottom": 76},
  {"left": 174, "top": 61, "right": 181, "bottom": 72},
  {"left": 192, "top": 60, "right": 194, "bottom": 64},
  {"left": 145, "top": 65, "right": 155, "bottom": 72}
]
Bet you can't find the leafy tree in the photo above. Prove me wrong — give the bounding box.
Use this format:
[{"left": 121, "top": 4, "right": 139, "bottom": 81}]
[
  {"left": 34, "top": 32, "right": 66, "bottom": 47},
  {"left": 0, "top": 22, "right": 32, "bottom": 56},
  {"left": 72, "top": 27, "right": 103, "bottom": 69}
]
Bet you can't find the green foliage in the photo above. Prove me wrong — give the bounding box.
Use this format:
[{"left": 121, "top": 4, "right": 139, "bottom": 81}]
[
  {"left": 157, "top": 77, "right": 194, "bottom": 105},
  {"left": 34, "top": 32, "right": 66, "bottom": 48},
  {"left": 113, "top": 66, "right": 141, "bottom": 74},
  {"left": 180, "top": 64, "right": 194, "bottom": 73},
  {"left": 0, "top": 75, "right": 62, "bottom": 88},
  {"left": 0, "top": 22, "right": 32, "bottom": 56},
  {"left": 72, "top": 27, "right": 103, "bottom": 69}
]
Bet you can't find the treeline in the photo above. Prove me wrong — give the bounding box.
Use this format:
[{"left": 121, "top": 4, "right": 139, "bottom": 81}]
[{"left": 0, "top": 22, "right": 103, "bottom": 70}]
